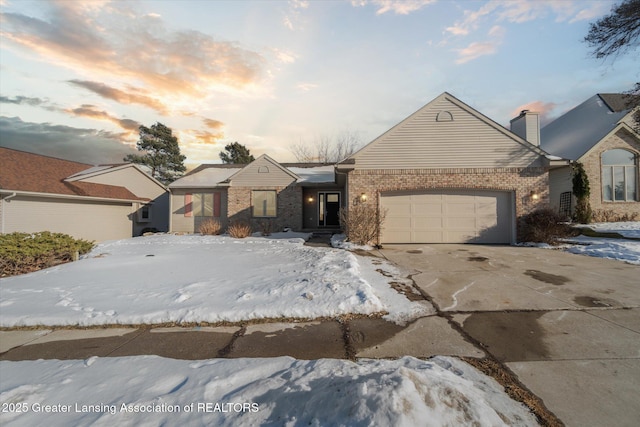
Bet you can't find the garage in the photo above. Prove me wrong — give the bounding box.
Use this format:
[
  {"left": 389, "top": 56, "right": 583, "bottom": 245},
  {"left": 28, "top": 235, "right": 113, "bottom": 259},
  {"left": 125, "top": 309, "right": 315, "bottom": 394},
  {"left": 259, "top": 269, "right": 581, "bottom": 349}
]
[{"left": 380, "top": 190, "right": 514, "bottom": 244}]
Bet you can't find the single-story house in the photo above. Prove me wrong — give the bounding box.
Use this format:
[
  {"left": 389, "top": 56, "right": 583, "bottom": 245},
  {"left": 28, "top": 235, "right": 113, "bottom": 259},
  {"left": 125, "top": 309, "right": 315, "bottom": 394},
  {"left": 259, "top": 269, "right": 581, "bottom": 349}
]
[
  {"left": 171, "top": 92, "right": 564, "bottom": 244},
  {"left": 169, "top": 155, "right": 342, "bottom": 234},
  {"left": 0, "top": 147, "right": 169, "bottom": 241},
  {"left": 540, "top": 93, "right": 639, "bottom": 218}
]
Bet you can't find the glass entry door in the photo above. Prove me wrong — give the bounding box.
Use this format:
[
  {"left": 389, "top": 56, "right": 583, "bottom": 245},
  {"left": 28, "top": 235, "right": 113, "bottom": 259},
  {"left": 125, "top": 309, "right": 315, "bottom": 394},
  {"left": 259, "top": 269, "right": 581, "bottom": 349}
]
[{"left": 318, "top": 192, "right": 340, "bottom": 227}]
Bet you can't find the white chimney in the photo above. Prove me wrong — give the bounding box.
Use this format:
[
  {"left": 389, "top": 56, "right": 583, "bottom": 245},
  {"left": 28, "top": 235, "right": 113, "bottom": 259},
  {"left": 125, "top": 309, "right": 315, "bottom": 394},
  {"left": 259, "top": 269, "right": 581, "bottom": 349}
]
[{"left": 510, "top": 110, "right": 540, "bottom": 146}]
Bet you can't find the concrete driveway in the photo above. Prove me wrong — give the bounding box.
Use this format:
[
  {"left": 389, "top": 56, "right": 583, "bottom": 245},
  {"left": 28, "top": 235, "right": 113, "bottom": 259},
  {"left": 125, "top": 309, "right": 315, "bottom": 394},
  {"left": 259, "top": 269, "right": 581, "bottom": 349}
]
[{"left": 380, "top": 244, "right": 640, "bottom": 427}]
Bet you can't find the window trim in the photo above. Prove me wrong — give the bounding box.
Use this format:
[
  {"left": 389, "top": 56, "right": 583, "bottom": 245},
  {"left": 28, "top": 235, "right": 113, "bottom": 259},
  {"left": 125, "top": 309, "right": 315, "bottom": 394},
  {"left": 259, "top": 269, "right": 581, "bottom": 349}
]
[
  {"left": 601, "top": 149, "right": 638, "bottom": 202},
  {"left": 137, "top": 203, "right": 152, "bottom": 222},
  {"left": 252, "top": 190, "right": 277, "bottom": 218},
  {"left": 184, "top": 192, "right": 221, "bottom": 217}
]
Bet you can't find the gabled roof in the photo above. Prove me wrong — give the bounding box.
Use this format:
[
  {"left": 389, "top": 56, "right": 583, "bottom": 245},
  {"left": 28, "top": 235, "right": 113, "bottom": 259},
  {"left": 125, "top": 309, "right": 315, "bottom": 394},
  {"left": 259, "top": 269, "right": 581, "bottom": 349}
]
[
  {"left": 540, "top": 94, "right": 633, "bottom": 161},
  {"left": 224, "top": 154, "right": 300, "bottom": 184},
  {"left": 168, "top": 165, "right": 243, "bottom": 188},
  {"left": 0, "top": 147, "right": 144, "bottom": 201},
  {"left": 65, "top": 162, "right": 167, "bottom": 190},
  {"left": 168, "top": 158, "right": 337, "bottom": 188},
  {"left": 341, "top": 92, "right": 550, "bottom": 170}
]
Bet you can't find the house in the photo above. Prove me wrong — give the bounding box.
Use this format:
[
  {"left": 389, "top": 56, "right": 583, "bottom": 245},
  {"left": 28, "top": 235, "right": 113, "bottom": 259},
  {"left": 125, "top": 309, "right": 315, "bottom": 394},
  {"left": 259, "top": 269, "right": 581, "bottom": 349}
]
[
  {"left": 337, "top": 92, "right": 563, "bottom": 244},
  {"left": 539, "top": 94, "right": 639, "bottom": 219},
  {"left": 171, "top": 92, "right": 561, "bottom": 244},
  {"left": 169, "top": 155, "right": 342, "bottom": 234},
  {"left": 0, "top": 147, "right": 169, "bottom": 241}
]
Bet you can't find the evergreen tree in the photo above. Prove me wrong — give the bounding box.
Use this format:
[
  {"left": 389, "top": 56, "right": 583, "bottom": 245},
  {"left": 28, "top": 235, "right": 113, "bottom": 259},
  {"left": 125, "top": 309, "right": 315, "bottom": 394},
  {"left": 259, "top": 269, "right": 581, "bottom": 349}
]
[
  {"left": 219, "top": 142, "right": 255, "bottom": 164},
  {"left": 124, "top": 122, "right": 186, "bottom": 185}
]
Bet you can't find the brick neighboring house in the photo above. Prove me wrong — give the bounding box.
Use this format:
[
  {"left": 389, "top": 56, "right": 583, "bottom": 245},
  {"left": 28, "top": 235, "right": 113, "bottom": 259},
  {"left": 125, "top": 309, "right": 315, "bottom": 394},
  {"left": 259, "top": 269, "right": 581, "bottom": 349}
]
[
  {"left": 540, "top": 94, "right": 639, "bottom": 219},
  {"left": 0, "top": 147, "right": 169, "bottom": 241},
  {"left": 170, "top": 92, "right": 565, "bottom": 243},
  {"left": 169, "top": 155, "right": 342, "bottom": 234}
]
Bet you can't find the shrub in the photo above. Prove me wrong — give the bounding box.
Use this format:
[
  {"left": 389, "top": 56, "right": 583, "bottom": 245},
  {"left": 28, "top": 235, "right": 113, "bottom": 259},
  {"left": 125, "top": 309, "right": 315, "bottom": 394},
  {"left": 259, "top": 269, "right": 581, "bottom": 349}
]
[
  {"left": 339, "top": 203, "right": 387, "bottom": 246},
  {"left": 227, "top": 221, "right": 252, "bottom": 238},
  {"left": 572, "top": 162, "right": 592, "bottom": 224},
  {"left": 519, "top": 208, "right": 577, "bottom": 244},
  {"left": 198, "top": 218, "right": 221, "bottom": 235},
  {"left": 592, "top": 209, "right": 639, "bottom": 223},
  {"left": 0, "top": 231, "right": 94, "bottom": 277}
]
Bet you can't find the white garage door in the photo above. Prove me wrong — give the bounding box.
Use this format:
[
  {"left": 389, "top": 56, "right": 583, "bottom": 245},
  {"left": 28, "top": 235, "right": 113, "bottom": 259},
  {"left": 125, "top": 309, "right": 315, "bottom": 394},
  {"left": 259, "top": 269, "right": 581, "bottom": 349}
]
[{"left": 380, "top": 190, "right": 513, "bottom": 244}]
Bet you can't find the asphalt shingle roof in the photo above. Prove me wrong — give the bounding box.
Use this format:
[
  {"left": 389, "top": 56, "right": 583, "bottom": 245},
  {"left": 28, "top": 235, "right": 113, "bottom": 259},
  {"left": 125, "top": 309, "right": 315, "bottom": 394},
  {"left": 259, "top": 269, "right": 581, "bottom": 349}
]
[{"left": 0, "top": 147, "right": 144, "bottom": 201}]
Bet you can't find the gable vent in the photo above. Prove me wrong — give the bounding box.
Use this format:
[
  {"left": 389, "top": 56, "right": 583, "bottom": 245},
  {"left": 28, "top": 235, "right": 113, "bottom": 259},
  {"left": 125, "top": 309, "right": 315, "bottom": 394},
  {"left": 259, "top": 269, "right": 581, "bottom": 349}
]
[{"left": 436, "top": 111, "right": 453, "bottom": 122}]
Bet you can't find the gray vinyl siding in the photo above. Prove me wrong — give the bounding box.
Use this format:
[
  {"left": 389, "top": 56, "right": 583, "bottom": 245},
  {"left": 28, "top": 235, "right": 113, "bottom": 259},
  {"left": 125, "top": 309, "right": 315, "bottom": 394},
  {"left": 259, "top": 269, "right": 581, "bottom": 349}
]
[
  {"left": 1, "top": 195, "right": 133, "bottom": 242},
  {"left": 549, "top": 166, "right": 573, "bottom": 213},
  {"left": 229, "top": 157, "right": 297, "bottom": 187},
  {"left": 352, "top": 95, "right": 544, "bottom": 169}
]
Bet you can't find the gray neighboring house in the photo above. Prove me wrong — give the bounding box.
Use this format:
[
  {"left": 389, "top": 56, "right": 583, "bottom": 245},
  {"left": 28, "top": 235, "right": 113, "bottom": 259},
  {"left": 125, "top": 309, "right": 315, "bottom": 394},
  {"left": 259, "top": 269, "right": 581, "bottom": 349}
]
[
  {"left": 169, "top": 154, "right": 342, "bottom": 234},
  {"left": 540, "top": 93, "right": 639, "bottom": 218},
  {"left": 171, "top": 92, "right": 565, "bottom": 244},
  {"left": 0, "top": 147, "right": 169, "bottom": 241}
]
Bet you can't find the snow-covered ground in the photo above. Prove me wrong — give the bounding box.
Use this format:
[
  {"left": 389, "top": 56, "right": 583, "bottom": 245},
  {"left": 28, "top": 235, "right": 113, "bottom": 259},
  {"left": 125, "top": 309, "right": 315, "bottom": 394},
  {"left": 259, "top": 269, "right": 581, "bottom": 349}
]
[
  {"left": 0, "top": 233, "right": 433, "bottom": 327},
  {"left": 562, "top": 221, "right": 640, "bottom": 265},
  {"left": 0, "top": 355, "right": 538, "bottom": 427}
]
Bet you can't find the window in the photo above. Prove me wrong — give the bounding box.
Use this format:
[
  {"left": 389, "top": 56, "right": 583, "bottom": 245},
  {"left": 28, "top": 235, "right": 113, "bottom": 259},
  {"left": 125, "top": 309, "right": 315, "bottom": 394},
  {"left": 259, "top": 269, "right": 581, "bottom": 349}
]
[
  {"left": 137, "top": 204, "right": 151, "bottom": 222},
  {"left": 602, "top": 149, "right": 638, "bottom": 202},
  {"left": 184, "top": 193, "right": 221, "bottom": 217},
  {"left": 252, "top": 190, "right": 277, "bottom": 217}
]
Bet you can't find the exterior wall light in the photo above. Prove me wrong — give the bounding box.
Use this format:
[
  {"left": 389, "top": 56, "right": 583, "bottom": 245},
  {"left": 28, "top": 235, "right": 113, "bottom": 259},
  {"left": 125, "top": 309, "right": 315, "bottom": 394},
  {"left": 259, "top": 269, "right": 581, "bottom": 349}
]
[
  {"left": 308, "top": 196, "right": 314, "bottom": 203},
  {"left": 360, "top": 193, "right": 368, "bottom": 202},
  {"left": 530, "top": 191, "right": 540, "bottom": 201}
]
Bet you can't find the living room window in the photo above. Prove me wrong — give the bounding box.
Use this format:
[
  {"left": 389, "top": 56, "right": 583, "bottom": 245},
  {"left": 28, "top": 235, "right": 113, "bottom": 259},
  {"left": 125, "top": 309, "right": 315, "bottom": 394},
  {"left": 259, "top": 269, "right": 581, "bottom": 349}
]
[
  {"left": 252, "top": 190, "right": 277, "bottom": 217},
  {"left": 602, "top": 149, "right": 638, "bottom": 202},
  {"left": 184, "top": 193, "right": 220, "bottom": 217}
]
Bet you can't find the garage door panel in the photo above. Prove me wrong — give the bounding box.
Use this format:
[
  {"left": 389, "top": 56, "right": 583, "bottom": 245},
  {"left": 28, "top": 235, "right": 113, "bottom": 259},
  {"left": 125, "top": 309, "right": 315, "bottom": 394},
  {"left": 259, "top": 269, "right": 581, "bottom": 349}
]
[{"left": 381, "top": 190, "right": 513, "bottom": 244}]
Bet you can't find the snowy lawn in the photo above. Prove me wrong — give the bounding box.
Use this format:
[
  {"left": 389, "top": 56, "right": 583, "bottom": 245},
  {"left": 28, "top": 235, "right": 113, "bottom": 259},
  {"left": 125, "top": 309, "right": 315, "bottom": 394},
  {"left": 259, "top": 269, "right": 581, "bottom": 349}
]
[
  {"left": 0, "top": 355, "right": 538, "bottom": 427},
  {"left": 0, "top": 233, "right": 433, "bottom": 327},
  {"left": 561, "top": 221, "right": 640, "bottom": 265}
]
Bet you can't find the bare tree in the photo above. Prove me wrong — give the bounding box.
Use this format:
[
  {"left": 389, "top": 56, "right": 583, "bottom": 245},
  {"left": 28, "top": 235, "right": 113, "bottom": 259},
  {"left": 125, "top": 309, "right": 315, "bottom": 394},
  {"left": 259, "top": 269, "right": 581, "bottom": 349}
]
[{"left": 289, "top": 130, "right": 364, "bottom": 163}]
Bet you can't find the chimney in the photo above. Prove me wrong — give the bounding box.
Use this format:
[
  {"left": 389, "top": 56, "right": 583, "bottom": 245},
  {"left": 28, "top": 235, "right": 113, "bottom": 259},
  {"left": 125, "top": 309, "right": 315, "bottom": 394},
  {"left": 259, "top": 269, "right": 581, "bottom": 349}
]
[{"left": 510, "top": 110, "right": 540, "bottom": 146}]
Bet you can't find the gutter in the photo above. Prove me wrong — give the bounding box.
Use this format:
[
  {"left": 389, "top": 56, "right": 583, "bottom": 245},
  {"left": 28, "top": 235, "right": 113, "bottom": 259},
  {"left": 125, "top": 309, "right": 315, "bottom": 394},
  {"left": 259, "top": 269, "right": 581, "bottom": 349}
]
[
  {"left": 0, "top": 189, "right": 143, "bottom": 204},
  {"left": 1, "top": 192, "right": 17, "bottom": 233}
]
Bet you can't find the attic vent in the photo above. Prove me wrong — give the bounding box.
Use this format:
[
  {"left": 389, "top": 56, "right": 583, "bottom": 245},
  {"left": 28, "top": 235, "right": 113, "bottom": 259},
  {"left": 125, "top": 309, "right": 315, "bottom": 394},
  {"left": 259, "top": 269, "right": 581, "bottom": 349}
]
[
  {"left": 258, "top": 166, "right": 269, "bottom": 173},
  {"left": 436, "top": 111, "right": 453, "bottom": 122}
]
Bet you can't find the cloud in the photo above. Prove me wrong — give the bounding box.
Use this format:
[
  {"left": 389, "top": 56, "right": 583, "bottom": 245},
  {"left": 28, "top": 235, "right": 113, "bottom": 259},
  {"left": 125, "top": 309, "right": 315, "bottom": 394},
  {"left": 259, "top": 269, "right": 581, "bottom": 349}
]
[
  {"left": 511, "top": 100, "right": 558, "bottom": 124},
  {"left": 283, "top": 0, "right": 309, "bottom": 31},
  {"left": 203, "top": 118, "right": 224, "bottom": 130},
  {"left": 68, "top": 80, "right": 169, "bottom": 115},
  {"left": 446, "top": 1, "right": 607, "bottom": 37},
  {"left": 296, "top": 82, "right": 318, "bottom": 92},
  {"left": 455, "top": 25, "right": 505, "bottom": 64},
  {"left": 0, "top": 116, "right": 138, "bottom": 164},
  {"left": 1, "top": 2, "right": 267, "bottom": 100},
  {"left": 352, "top": 0, "right": 436, "bottom": 15},
  {"left": 0, "top": 95, "right": 47, "bottom": 106},
  {"left": 65, "top": 104, "right": 141, "bottom": 134}
]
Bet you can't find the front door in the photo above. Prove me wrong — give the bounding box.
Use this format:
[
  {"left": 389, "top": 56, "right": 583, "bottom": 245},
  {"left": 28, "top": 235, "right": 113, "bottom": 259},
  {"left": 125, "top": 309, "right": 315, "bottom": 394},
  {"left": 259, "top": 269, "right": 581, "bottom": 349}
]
[{"left": 319, "top": 192, "right": 340, "bottom": 227}]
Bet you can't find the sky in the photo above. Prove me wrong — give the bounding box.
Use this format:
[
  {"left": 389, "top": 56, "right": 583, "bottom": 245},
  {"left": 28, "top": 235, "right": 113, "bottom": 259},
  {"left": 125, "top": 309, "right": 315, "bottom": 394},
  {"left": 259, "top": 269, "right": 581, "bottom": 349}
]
[{"left": 0, "top": 0, "right": 637, "bottom": 168}]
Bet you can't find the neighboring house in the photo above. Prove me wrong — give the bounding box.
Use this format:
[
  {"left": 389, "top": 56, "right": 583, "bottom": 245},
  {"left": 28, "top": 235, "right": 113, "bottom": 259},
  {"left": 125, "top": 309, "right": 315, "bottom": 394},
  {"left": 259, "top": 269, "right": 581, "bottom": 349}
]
[
  {"left": 171, "top": 92, "right": 563, "bottom": 244},
  {"left": 540, "top": 94, "right": 639, "bottom": 218},
  {"left": 0, "top": 147, "right": 169, "bottom": 241},
  {"left": 169, "top": 155, "right": 341, "bottom": 234}
]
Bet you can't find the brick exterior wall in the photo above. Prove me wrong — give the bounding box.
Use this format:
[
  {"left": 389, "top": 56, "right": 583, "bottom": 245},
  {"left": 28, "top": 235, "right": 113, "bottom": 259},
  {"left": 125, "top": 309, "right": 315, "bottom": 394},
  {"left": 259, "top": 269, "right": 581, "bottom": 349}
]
[
  {"left": 579, "top": 129, "right": 640, "bottom": 217},
  {"left": 346, "top": 167, "right": 549, "bottom": 241},
  {"left": 227, "top": 185, "right": 303, "bottom": 233}
]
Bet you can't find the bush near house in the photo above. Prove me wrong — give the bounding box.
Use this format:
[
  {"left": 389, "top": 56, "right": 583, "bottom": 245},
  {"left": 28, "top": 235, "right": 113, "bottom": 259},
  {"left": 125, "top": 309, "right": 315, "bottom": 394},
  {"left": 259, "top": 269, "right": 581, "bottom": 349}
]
[
  {"left": 198, "top": 218, "right": 222, "bottom": 235},
  {"left": 519, "top": 208, "right": 578, "bottom": 244},
  {"left": 227, "top": 221, "right": 252, "bottom": 238},
  {"left": 592, "top": 209, "right": 639, "bottom": 223},
  {"left": 0, "top": 232, "right": 94, "bottom": 278},
  {"left": 339, "top": 204, "right": 387, "bottom": 246}
]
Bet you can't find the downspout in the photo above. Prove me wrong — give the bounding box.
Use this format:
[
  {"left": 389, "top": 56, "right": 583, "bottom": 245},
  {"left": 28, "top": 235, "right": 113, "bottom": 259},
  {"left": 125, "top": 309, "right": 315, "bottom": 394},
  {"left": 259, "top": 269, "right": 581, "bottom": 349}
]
[{"left": 1, "top": 192, "right": 17, "bottom": 233}]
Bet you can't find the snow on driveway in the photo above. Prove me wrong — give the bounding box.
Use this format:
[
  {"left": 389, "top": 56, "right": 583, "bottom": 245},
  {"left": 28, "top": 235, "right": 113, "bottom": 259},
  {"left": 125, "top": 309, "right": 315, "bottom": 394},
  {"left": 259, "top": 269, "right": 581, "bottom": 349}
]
[
  {"left": 0, "top": 234, "right": 433, "bottom": 327},
  {"left": 0, "top": 355, "right": 538, "bottom": 427}
]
